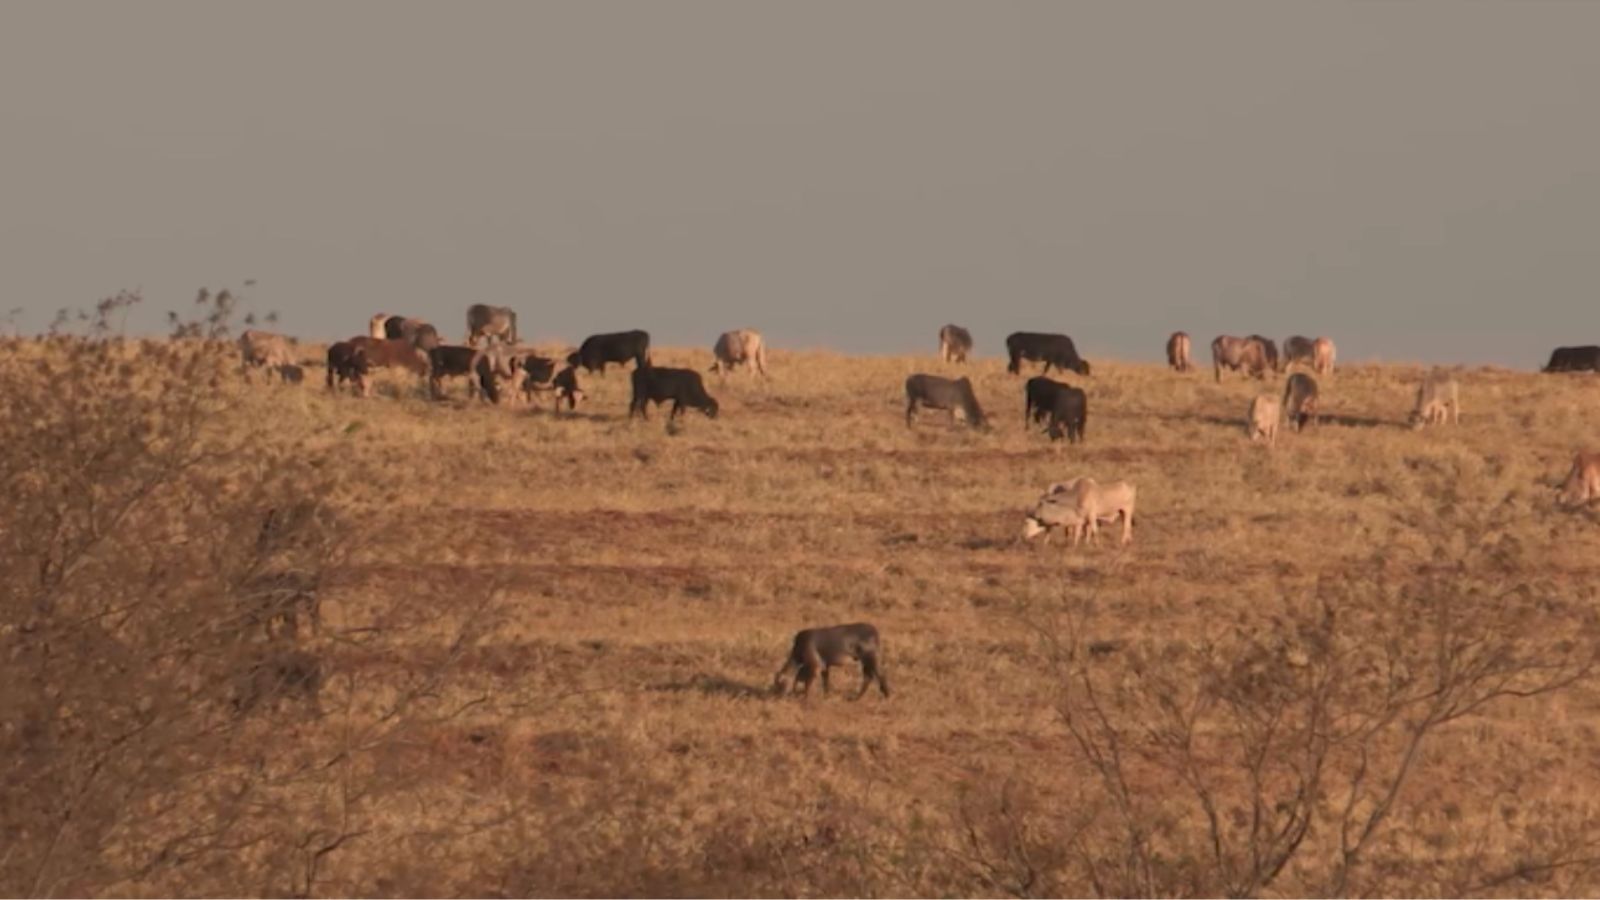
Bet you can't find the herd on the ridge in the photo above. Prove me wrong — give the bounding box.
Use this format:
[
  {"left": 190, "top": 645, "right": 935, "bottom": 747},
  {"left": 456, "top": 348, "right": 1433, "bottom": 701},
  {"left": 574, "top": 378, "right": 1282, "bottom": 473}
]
[{"left": 232, "top": 311, "right": 1600, "bottom": 701}]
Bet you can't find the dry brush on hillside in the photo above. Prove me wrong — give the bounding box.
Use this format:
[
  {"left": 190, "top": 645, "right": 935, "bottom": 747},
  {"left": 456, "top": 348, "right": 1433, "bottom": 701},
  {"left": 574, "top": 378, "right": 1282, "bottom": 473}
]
[{"left": 6, "top": 302, "right": 1600, "bottom": 896}]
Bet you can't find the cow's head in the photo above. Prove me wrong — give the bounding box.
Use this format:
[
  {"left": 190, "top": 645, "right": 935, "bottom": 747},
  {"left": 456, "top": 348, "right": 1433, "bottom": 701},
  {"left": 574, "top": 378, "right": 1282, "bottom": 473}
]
[
  {"left": 700, "top": 396, "right": 720, "bottom": 419},
  {"left": 1022, "top": 516, "right": 1047, "bottom": 540}
]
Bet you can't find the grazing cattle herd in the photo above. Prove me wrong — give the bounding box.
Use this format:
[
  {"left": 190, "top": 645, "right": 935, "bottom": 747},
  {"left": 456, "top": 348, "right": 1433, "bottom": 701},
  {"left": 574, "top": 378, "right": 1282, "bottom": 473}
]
[{"left": 233, "top": 311, "right": 1600, "bottom": 698}]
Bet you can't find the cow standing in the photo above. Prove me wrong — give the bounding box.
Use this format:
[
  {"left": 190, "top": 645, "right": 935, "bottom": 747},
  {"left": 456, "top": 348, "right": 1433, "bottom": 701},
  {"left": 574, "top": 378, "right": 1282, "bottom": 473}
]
[
  {"left": 573, "top": 330, "right": 651, "bottom": 374},
  {"left": 939, "top": 324, "right": 973, "bottom": 364},
  {"left": 1282, "top": 373, "right": 1319, "bottom": 432},
  {"left": 710, "top": 329, "right": 768, "bottom": 376},
  {"left": 1312, "top": 337, "right": 1336, "bottom": 375},
  {"left": 905, "top": 374, "right": 987, "bottom": 429},
  {"left": 1212, "top": 335, "right": 1269, "bottom": 382},
  {"left": 630, "top": 366, "right": 719, "bottom": 421},
  {"left": 465, "top": 304, "right": 518, "bottom": 346},
  {"left": 1004, "top": 332, "right": 1091, "bottom": 376},
  {"left": 1543, "top": 346, "right": 1600, "bottom": 373},
  {"left": 1024, "top": 376, "right": 1085, "bottom": 442},
  {"left": 1408, "top": 370, "right": 1460, "bottom": 428},
  {"left": 1166, "top": 332, "right": 1192, "bottom": 372},
  {"left": 1283, "top": 336, "right": 1317, "bottom": 371},
  {"left": 772, "top": 623, "right": 889, "bottom": 700},
  {"left": 325, "top": 341, "right": 370, "bottom": 396},
  {"left": 1248, "top": 394, "right": 1280, "bottom": 446},
  {"left": 1022, "top": 478, "right": 1136, "bottom": 547},
  {"left": 238, "top": 330, "right": 295, "bottom": 382}
]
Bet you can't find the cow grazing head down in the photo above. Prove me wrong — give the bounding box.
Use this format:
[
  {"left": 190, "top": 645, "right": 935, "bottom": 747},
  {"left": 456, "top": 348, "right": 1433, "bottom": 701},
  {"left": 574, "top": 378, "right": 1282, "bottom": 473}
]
[
  {"left": 1073, "top": 359, "right": 1092, "bottom": 376},
  {"left": 1022, "top": 516, "right": 1047, "bottom": 540}
]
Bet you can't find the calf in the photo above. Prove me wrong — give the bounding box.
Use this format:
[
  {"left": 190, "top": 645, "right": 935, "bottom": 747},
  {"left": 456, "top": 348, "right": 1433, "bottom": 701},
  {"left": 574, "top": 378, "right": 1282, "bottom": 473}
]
[
  {"left": 1005, "top": 331, "right": 1091, "bottom": 376},
  {"left": 275, "top": 364, "right": 305, "bottom": 385},
  {"left": 905, "top": 374, "right": 987, "bottom": 429},
  {"left": 573, "top": 329, "right": 651, "bottom": 373},
  {"left": 1282, "top": 373, "right": 1319, "bottom": 432},
  {"left": 772, "top": 623, "right": 889, "bottom": 699},
  {"left": 1248, "top": 394, "right": 1280, "bottom": 446},
  {"left": 630, "top": 366, "right": 719, "bottom": 421},
  {"left": 939, "top": 324, "right": 974, "bottom": 363},
  {"left": 518, "top": 354, "right": 558, "bottom": 403},
  {"left": 1408, "top": 370, "right": 1460, "bottom": 428},
  {"left": 1166, "top": 331, "right": 1192, "bottom": 372}
]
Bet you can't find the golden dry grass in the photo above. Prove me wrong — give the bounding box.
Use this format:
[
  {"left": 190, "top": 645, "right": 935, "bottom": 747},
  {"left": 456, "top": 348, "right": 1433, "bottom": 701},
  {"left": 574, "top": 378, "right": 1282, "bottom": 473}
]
[{"left": 14, "top": 336, "right": 1600, "bottom": 896}]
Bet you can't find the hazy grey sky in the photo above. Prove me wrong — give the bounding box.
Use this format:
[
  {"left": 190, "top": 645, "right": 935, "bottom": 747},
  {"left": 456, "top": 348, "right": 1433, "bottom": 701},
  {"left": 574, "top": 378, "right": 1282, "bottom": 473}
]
[{"left": 3, "top": 1, "right": 1597, "bottom": 365}]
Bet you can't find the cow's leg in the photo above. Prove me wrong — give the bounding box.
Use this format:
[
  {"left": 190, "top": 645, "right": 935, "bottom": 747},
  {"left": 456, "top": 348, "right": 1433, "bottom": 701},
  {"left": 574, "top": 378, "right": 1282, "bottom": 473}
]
[
  {"left": 669, "top": 400, "right": 683, "bottom": 421},
  {"left": 797, "top": 663, "right": 817, "bottom": 698},
  {"left": 854, "top": 657, "right": 875, "bottom": 700},
  {"left": 905, "top": 399, "right": 917, "bottom": 427},
  {"left": 820, "top": 665, "right": 832, "bottom": 695},
  {"left": 1120, "top": 510, "right": 1133, "bottom": 546}
]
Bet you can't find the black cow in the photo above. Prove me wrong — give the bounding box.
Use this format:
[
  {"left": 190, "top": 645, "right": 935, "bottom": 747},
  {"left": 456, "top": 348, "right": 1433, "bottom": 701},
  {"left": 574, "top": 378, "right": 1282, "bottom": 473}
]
[
  {"left": 519, "top": 355, "right": 585, "bottom": 410},
  {"left": 325, "top": 341, "right": 370, "bottom": 395},
  {"left": 630, "top": 366, "right": 718, "bottom": 421},
  {"left": 772, "top": 623, "right": 889, "bottom": 699},
  {"left": 905, "top": 374, "right": 987, "bottom": 429},
  {"left": 1024, "top": 376, "right": 1072, "bottom": 427},
  {"left": 1250, "top": 335, "right": 1281, "bottom": 373},
  {"left": 1026, "top": 378, "right": 1087, "bottom": 442},
  {"left": 572, "top": 330, "right": 651, "bottom": 374},
  {"left": 428, "top": 345, "right": 481, "bottom": 399},
  {"left": 1005, "top": 331, "right": 1091, "bottom": 376},
  {"left": 1544, "top": 346, "right": 1600, "bottom": 373}
]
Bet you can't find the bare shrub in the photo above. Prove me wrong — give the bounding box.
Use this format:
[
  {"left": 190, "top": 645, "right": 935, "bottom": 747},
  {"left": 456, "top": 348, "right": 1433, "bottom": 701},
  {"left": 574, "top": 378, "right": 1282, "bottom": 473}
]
[{"left": 1020, "top": 509, "right": 1600, "bottom": 897}]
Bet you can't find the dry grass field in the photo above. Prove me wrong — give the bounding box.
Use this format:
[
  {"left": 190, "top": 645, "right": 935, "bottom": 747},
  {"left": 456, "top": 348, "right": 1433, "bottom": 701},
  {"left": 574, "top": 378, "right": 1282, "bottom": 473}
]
[{"left": 9, "top": 314, "right": 1600, "bottom": 897}]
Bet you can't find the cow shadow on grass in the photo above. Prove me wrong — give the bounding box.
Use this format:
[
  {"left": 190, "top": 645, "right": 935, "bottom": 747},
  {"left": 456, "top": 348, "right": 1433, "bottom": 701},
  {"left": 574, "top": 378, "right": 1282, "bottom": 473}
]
[
  {"left": 1315, "top": 413, "right": 1399, "bottom": 430},
  {"left": 648, "top": 672, "right": 768, "bottom": 700}
]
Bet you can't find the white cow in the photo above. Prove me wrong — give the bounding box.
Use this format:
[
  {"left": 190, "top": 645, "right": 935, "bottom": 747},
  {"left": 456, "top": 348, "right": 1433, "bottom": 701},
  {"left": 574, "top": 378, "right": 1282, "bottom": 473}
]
[
  {"left": 1248, "top": 394, "right": 1280, "bottom": 446},
  {"left": 1022, "top": 478, "right": 1136, "bottom": 547},
  {"left": 1408, "top": 370, "right": 1460, "bottom": 428}
]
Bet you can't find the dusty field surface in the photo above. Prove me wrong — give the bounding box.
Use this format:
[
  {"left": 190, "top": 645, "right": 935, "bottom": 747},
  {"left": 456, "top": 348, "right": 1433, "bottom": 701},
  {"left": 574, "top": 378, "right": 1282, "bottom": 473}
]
[{"left": 11, "top": 338, "right": 1600, "bottom": 897}]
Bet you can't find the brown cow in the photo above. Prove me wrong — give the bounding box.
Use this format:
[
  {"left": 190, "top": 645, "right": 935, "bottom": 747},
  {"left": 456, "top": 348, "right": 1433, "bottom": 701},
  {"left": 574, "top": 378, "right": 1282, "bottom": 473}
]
[
  {"left": 466, "top": 304, "right": 518, "bottom": 346},
  {"left": 348, "top": 336, "right": 429, "bottom": 397},
  {"left": 710, "top": 329, "right": 768, "bottom": 376},
  {"left": 1558, "top": 451, "right": 1600, "bottom": 507},
  {"left": 1166, "top": 331, "right": 1192, "bottom": 372},
  {"left": 939, "top": 324, "right": 973, "bottom": 364},
  {"left": 1212, "top": 335, "right": 1269, "bottom": 382}
]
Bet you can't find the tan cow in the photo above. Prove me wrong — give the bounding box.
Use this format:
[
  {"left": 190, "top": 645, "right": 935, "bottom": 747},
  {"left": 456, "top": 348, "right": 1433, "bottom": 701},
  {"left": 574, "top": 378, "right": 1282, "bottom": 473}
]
[
  {"left": 939, "top": 324, "right": 973, "bottom": 364},
  {"left": 1248, "top": 394, "right": 1280, "bottom": 446},
  {"left": 1212, "top": 335, "right": 1269, "bottom": 382},
  {"left": 1166, "top": 331, "right": 1192, "bottom": 372},
  {"left": 1022, "top": 478, "right": 1136, "bottom": 547},
  {"left": 710, "top": 329, "right": 768, "bottom": 376},
  {"left": 1558, "top": 451, "right": 1600, "bottom": 507},
  {"left": 238, "top": 330, "right": 295, "bottom": 382},
  {"left": 368, "top": 313, "right": 389, "bottom": 339},
  {"left": 1313, "top": 337, "right": 1336, "bottom": 376},
  {"left": 1408, "top": 370, "right": 1460, "bottom": 429}
]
